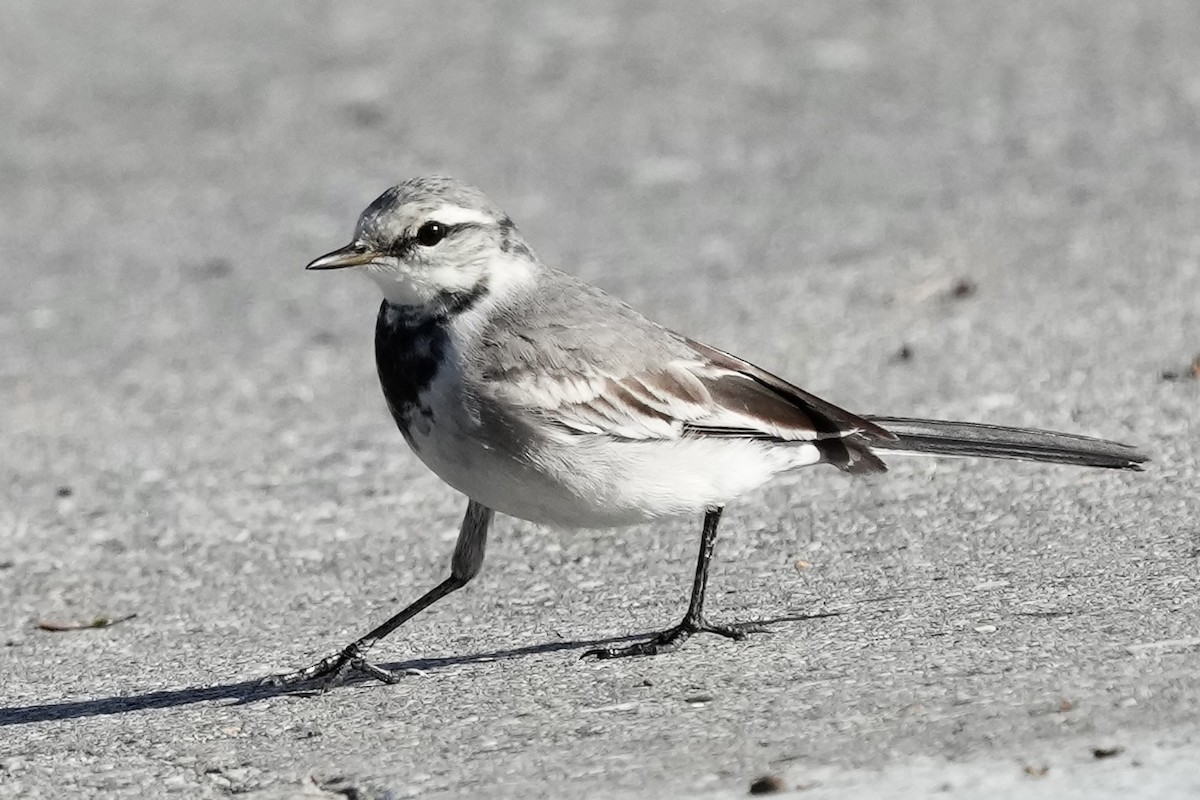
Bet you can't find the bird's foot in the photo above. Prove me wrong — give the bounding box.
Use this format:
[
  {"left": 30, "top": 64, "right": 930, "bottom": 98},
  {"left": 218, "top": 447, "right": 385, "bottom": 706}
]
[
  {"left": 582, "top": 617, "right": 767, "bottom": 660},
  {"left": 264, "top": 642, "right": 402, "bottom": 692}
]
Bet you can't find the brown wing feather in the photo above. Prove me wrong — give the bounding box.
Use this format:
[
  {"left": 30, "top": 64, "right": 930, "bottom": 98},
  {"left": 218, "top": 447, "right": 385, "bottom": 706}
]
[
  {"left": 685, "top": 340, "right": 897, "bottom": 442},
  {"left": 496, "top": 336, "right": 893, "bottom": 475}
]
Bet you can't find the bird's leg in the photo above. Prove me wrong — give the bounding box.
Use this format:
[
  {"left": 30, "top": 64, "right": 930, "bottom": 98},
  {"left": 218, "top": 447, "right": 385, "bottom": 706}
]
[
  {"left": 585, "top": 506, "right": 765, "bottom": 659},
  {"left": 267, "top": 500, "right": 493, "bottom": 690}
]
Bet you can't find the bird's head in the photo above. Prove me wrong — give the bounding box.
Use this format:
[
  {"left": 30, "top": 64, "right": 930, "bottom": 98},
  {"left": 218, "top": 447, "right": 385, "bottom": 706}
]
[{"left": 307, "top": 176, "right": 538, "bottom": 314}]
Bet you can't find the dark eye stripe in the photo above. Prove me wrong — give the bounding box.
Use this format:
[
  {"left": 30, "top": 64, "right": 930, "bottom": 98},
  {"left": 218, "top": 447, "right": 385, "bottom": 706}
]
[{"left": 387, "top": 221, "right": 489, "bottom": 256}]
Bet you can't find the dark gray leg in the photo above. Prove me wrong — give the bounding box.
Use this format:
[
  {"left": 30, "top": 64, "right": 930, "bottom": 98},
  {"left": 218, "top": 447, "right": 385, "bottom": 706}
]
[
  {"left": 584, "top": 506, "right": 763, "bottom": 659},
  {"left": 269, "top": 500, "right": 493, "bottom": 689}
]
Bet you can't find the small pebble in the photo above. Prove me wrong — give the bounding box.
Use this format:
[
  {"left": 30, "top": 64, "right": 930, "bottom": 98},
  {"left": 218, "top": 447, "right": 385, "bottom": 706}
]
[
  {"left": 749, "top": 775, "right": 787, "bottom": 794},
  {"left": 950, "top": 278, "right": 976, "bottom": 299},
  {"left": 1160, "top": 354, "right": 1200, "bottom": 381}
]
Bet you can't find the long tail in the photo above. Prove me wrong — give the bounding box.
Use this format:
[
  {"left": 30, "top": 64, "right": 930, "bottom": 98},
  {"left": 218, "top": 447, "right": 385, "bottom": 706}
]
[{"left": 862, "top": 416, "right": 1148, "bottom": 471}]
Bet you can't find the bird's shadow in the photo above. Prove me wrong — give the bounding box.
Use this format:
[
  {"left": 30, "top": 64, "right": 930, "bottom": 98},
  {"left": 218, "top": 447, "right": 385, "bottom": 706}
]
[{"left": 0, "top": 612, "right": 836, "bottom": 727}]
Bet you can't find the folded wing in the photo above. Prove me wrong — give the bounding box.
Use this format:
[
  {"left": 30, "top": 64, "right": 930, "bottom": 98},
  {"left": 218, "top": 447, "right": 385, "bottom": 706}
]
[{"left": 485, "top": 337, "right": 892, "bottom": 473}]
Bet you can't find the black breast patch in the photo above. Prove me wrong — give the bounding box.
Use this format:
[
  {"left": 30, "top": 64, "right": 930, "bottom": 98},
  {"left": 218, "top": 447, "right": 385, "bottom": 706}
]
[{"left": 374, "top": 301, "right": 449, "bottom": 447}]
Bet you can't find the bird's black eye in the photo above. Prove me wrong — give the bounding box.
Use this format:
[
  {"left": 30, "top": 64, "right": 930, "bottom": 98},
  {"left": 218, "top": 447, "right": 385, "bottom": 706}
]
[{"left": 416, "top": 221, "right": 448, "bottom": 247}]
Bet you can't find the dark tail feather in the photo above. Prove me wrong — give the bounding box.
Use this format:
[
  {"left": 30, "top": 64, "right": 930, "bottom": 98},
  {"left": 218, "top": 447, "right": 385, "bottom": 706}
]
[{"left": 861, "top": 416, "right": 1148, "bottom": 471}]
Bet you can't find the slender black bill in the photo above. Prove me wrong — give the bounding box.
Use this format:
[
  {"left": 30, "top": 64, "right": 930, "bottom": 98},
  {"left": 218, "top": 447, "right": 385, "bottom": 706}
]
[
  {"left": 306, "top": 243, "right": 379, "bottom": 270},
  {"left": 863, "top": 416, "right": 1148, "bottom": 471}
]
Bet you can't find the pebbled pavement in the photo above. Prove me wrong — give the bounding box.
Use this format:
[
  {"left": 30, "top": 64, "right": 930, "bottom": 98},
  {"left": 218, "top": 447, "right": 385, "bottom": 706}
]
[{"left": 2, "top": 2, "right": 1198, "bottom": 797}]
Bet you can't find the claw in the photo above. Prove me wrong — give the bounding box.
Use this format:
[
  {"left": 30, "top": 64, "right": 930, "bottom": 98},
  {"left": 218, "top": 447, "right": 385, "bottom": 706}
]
[
  {"left": 582, "top": 618, "right": 767, "bottom": 660},
  {"left": 266, "top": 643, "right": 403, "bottom": 690}
]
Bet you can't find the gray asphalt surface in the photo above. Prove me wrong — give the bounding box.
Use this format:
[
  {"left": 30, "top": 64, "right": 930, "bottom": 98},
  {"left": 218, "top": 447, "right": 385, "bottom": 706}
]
[{"left": 3, "top": 2, "right": 1198, "bottom": 798}]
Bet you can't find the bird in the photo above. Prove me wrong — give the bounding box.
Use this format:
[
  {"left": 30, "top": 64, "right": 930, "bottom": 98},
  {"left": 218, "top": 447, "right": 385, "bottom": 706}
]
[{"left": 271, "top": 176, "right": 1147, "bottom": 689}]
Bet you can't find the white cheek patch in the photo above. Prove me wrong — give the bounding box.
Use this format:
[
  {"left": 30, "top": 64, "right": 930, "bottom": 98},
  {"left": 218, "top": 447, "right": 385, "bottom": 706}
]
[
  {"left": 371, "top": 261, "right": 489, "bottom": 308},
  {"left": 426, "top": 262, "right": 483, "bottom": 293},
  {"left": 426, "top": 205, "right": 497, "bottom": 227}
]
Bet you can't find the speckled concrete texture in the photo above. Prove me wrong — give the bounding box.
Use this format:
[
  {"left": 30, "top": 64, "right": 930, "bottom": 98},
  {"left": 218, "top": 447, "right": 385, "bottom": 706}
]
[{"left": 2, "top": 2, "right": 1197, "bottom": 797}]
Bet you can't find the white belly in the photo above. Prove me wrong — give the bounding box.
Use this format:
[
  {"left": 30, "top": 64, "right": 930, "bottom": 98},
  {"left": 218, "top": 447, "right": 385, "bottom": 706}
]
[{"left": 403, "top": 390, "right": 820, "bottom": 528}]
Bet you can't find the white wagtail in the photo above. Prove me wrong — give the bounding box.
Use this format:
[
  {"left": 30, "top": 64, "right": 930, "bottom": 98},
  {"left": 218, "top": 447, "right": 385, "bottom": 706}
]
[{"left": 272, "top": 176, "right": 1146, "bottom": 689}]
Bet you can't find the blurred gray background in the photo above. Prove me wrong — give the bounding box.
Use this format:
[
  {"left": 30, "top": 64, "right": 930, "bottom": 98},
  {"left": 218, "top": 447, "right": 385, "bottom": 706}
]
[{"left": 2, "top": 2, "right": 1198, "bottom": 798}]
